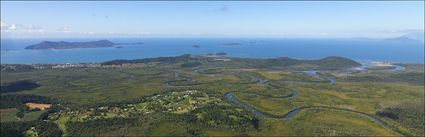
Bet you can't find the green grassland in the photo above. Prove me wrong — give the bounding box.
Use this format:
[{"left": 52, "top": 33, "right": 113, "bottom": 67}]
[
  {"left": 22, "top": 111, "right": 46, "bottom": 121},
  {"left": 0, "top": 108, "right": 46, "bottom": 122},
  {"left": 255, "top": 108, "right": 398, "bottom": 136},
  {"left": 1, "top": 55, "right": 423, "bottom": 136},
  {"left": 0, "top": 109, "right": 19, "bottom": 122}
]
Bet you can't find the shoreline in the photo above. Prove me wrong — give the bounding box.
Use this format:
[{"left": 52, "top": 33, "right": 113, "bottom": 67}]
[{"left": 1, "top": 54, "right": 423, "bottom": 65}]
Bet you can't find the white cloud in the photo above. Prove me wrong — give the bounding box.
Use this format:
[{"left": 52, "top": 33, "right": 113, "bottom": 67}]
[
  {"left": 84, "top": 31, "right": 95, "bottom": 35},
  {"left": 191, "top": 32, "right": 201, "bottom": 35},
  {"left": 319, "top": 32, "right": 330, "bottom": 36},
  {"left": 1, "top": 21, "right": 9, "bottom": 29},
  {"left": 212, "top": 5, "right": 229, "bottom": 13},
  {"left": 56, "top": 27, "right": 71, "bottom": 33},
  {"left": 8, "top": 24, "right": 17, "bottom": 30},
  {"left": 23, "top": 24, "right": 40, "bottom": 30},
  {"left": 130, "top": 32, "right": 151, "bottom": 35},
  {"left": 1, "top": 21, "right": 44, "bottom": 34},
  {"left": 20, "top": 24, "right": 43, "bottom": 32}
]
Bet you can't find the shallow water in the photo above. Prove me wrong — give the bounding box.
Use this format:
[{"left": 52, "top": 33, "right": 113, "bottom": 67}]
[{"left": 303, "top": 70, "right": 336, "bottom": 83}]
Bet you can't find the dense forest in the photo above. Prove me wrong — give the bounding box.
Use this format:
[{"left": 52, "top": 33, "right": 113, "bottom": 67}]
[
  {"left": 102, "top": 54, "right": 361, "bottom": 70},
  {"left": 1, "top": 121, "right": 62, "bottom": 137},
  {"left": 66, "top": 117, "right": 143, "bottom": 136},
  {"left": 101, "top": 54, "right": 195, "bottom": 65},
  {"left": 181, "top": 62, "right": 202, "bottom": 68},
  {"left": 341, "top": 72, "right": 425, "bottom": 85},
  {"left": 236, "top": 56, "right": 361, "bottom": 69},
  {"left": 1, "top": 80, "right": 40, "bottom": 93},
  {"left": 376, "top": 101, "right": 424, "bottom": 135},
  {"left": 0, "top": 95, "right": 56, "bottom": 109},
  {"left": 63, "top": 104, "right": 258, "bottom": 136}
]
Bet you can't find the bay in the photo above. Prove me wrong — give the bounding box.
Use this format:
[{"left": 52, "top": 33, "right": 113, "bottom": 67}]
[{"left": 1, "top": 38, "right": 423, "bottom": 64}]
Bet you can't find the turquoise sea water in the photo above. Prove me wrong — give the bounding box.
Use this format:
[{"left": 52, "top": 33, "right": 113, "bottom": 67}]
[{"left": 1, "top": 38, "right": 423, "bottom": 64}]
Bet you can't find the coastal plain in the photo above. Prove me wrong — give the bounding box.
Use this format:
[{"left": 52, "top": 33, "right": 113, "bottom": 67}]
[{"left": 1, "top": 55, "right": 424, "bottom": 136}]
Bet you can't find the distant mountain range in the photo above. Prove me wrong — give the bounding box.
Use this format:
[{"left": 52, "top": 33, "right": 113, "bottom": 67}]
[
  {"left": 384, "top": 32, "right": 424, "bottom": 42},
  {"left": 26, "top": 40, "right": 116, "bottom": 50}
]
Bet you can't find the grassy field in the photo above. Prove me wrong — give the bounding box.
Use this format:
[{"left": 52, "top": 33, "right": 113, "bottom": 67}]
[
  {"left": 258, "top": 108, "right": 399, "bottom": 136},
  {"left": 22, "top": 110, "right": 46, "bottom": 121},
  {"left": 1, "top": 68, "right": 166, "bottom": 107},
  {"left": 234, "top": 92, "right": 296, "bottom": 116},
  {"left": 0, "top": 108, "right": 19, "bottom": 122}
]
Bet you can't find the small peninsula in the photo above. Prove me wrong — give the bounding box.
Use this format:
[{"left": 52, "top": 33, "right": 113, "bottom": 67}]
[{"left": 25, "top": 40, "right": 116, "bottom": 50}]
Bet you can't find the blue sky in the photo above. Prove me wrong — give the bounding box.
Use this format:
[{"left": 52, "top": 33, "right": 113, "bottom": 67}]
[{"left": 1, "top": 1, "right": 424, "bottom": 38}]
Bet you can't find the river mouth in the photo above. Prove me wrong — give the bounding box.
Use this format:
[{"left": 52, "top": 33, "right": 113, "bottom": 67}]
[{"left": 351, "top": 61, "right": 406, "bottom": 72}]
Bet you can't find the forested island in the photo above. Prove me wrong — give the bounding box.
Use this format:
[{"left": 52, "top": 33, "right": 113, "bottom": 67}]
[{"left": 25, "top": 40, "right": 116, "bottom": 50}]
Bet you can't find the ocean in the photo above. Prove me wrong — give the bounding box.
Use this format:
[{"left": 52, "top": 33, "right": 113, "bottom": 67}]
[{"left": 1, "top": 38, "right": 424, "bottom": 64}]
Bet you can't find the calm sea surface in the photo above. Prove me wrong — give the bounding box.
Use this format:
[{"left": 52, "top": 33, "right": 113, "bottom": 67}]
[{"left": 1, "top": 38, "right": 424, "bottom": 64}]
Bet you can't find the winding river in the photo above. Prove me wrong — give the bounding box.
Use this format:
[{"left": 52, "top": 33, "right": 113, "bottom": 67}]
[
  {"left": 179, "top": 66, "right": 399, "bottom": 132},
  {"left": 172, "top": 63, "right": 405, "bottom": 134},
  {"left": 303, "top": 70, "right": 336, "bottom": 83},
  {"left": 224, "top": 70, "right": 397, "bottom": 132},
  {"left": 163, "top": 66, "right": 403, "bottom": 134},
  {"left": 225, "top": 92, "right": 389, "bottom": 128}
]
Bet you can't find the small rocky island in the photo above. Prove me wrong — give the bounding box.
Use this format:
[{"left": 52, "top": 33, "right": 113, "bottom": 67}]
[
  {"left": 192, "top": 45, "right": 200, "bottom": 48},
  {"left": 25, "top": 40, "right": 116, "bottom": 50},
  {"left": 223, "top": 42, "right": 242, "bottom": 46}
]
